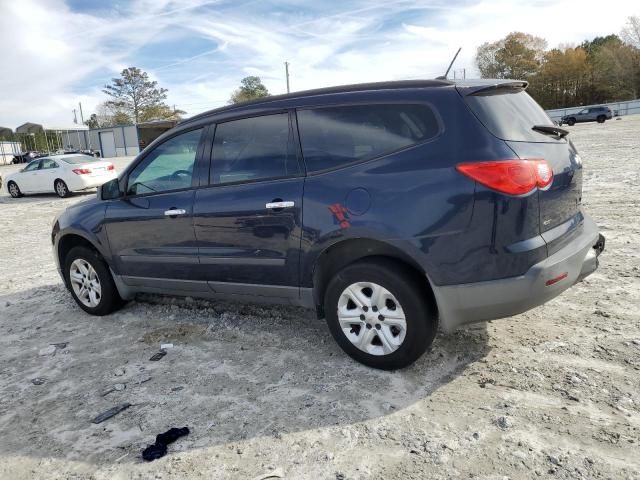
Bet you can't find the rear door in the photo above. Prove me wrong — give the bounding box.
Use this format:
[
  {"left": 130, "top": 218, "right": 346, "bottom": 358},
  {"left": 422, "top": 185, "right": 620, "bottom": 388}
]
[
  {"left": 38, "top": 158, "right": 61, "bottom": 192},
  {"left": 105, "top": 127, "right": 207, "bottom": 283},
  {"left": 193, "top": 111, "right": 304, "bottom": 290},
  {"left": 460, "top": 86, "right": 583, "bottom": 254}
]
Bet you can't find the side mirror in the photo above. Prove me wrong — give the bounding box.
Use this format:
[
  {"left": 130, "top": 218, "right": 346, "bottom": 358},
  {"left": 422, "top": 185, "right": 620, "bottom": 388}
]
[{"left": 99, "top": 178, "right": 122, "bottom": 200}]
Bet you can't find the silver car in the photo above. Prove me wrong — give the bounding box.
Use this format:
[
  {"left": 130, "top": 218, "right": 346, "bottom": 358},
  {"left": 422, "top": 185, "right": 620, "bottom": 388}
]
[{"left": 560, "top": 106, "right": 613, "bottom": 126}]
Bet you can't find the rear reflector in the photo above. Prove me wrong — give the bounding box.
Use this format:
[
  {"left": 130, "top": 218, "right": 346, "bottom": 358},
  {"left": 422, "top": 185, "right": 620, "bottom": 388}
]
[
  {"left": 72, "top": 168, "right": 92, "bottom": 175},
  {"left": 456, "top": 159, "right": 553, "bottom": 196},
  {"left": 106, "top": 164, "right": 115, "bottom": 171},
  {"left": 545, "top": 272, "right": 568, "bottom": 286}
]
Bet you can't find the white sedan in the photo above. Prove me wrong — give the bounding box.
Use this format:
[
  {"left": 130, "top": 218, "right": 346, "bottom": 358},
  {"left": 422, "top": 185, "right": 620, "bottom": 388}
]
[{"left": 4, "top": 154, "right": 118, "bottom": 198}]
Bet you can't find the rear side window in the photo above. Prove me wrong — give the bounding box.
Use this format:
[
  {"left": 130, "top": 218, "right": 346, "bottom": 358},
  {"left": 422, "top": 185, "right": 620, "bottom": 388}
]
[
  {"left": 61, "top": 155, "right": 97, "bottom": 165},
  {"left": 211, "top": 113, "right": 300, "bottom": 185},
  {"left": 297, "top": 104, "right": 439, "bottom": 173},
  {"left": 463, "top": 90, "right": 556, "bottom": 142}
]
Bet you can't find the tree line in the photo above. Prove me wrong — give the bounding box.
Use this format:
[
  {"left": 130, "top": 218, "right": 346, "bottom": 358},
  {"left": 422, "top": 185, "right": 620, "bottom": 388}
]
[
  {"left": 84, "top": 69, "right": 270, "bottom": 128},
  {"left": 475, "top": 16, "right": 640, "bottom": 109}
]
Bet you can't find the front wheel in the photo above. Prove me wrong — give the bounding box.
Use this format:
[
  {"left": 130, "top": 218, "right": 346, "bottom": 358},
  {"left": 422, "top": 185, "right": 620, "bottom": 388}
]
[
  {"left": 8, "top": 181, "right": 21, "bottom": 198},
  {"left": 567, "top": 118, "right": 576, "bottom": 126},
  {"left": 55, "top": 179, "right": 71, "bottom": 198},
  {"left": 64, "top": 246, "right": 124, "bottom": 315},
  {"left": 324, "top": 259, "right": 437, "bottom": 370}
]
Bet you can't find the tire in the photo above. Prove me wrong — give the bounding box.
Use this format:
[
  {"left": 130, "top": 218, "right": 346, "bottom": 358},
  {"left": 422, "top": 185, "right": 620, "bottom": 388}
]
[
  {"left": 567, "top": 118, "right": 576, "bottom": 126},
  {"left": 63, "top": 246, "right": 125, "bottom": 316},
  {"left": 7, "top": 181, "right": 22, "bottom": 198},
  {"left": 324, "top": 259, "right": 437, "bottom": 370},
  {"left": 597, "top": 115, "right": 606, "bottom": 123},
  {"left": 55, "top": 179, "right": 71, "bottom": 198}
]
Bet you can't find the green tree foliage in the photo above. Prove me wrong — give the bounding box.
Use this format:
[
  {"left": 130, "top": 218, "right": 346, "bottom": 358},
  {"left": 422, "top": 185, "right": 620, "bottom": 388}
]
[
  {"left": 138, "top": 104, "right": 186, "bottom": 122},
  {"left": 229, "top": 76, "right": 270, "bottom": 104},
  {"left": 476, "top": 22, "right": 640, "bottom": 109},
  {"left": 476, "top": 32, "right": 547, "bottom": 79},
  {"left": 103, "top": 67, "right": 174, "bottom": 123}
]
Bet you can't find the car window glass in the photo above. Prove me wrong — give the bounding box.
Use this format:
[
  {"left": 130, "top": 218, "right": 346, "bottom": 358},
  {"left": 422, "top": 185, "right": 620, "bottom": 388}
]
[
  {"left": 127, "top": 128, "right": 203, "bottom": 195},
  {"left": 41, "top": 159, "right": 58, "bottom": 169},
  {"left": 24, "top": 160, "right": 41, "bottom": 171},
  {"left": 61, "top": 155, "right": 96, "bottom": 165},
  {"left": 211, "top": 113, "right": 298, "bottom": 184},
  {"left": 296, "top": 104, "right": 439, "bottom": 173}
]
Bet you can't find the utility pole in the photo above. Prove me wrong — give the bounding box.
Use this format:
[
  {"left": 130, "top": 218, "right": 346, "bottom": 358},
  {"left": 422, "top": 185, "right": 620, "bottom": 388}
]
[
  {"left": 284, "top": 61, "right": 290, "bottom": 93},
  {"left": 72, "top": 109, "right": 78, "bottom": 124},
  {"left": 78, "top": 102, "right": 85, "bottom": 125}
]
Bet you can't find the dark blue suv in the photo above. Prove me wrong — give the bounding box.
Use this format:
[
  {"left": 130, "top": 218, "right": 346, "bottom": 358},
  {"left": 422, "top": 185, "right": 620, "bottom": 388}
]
[{"left": 52, "top": 79, "right": 605, "bottom": 369}]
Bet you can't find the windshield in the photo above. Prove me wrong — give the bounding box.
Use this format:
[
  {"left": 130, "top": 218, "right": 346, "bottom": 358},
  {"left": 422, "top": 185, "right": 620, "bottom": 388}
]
[
  {"left": 463, "top": 90, "right": 560, "bottom": 142},
  {"left": 60, "top": 155, "right": 97, "bottom": 165}
]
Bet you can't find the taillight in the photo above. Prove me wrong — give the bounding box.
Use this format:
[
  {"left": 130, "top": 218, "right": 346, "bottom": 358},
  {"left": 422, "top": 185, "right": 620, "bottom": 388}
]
[
  {"left": 456, "top": 159, "right": 553, "bottom": 196},
  {"left": 106, "top": 164, "right": 114, "bottom": 171},
  {"left": 72, "top": 168, "right": 92, "bottom": 175}
]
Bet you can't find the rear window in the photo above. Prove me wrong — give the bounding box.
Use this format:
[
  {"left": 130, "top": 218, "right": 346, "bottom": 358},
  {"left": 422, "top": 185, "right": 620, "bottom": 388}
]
[
  {"left": 463, "top": 90, "right": 557, "bottom": 142},
  {"left": 297, "top": 104, "right": 439, "bottom": 173},
  {"left": 60, "top": 155, "right": 97, "bottom": 165}
]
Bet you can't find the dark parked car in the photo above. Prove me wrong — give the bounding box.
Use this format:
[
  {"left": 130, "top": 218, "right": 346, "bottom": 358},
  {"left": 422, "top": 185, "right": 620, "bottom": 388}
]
[
  {"left": 560, "top": 106, "right": 612, "bottom": 126},
  {"left": 51, "top": 79, "right": 605, "bottom": 369},
  {"left": 12, "top": 151, "right": 46, "bottom": 164}
]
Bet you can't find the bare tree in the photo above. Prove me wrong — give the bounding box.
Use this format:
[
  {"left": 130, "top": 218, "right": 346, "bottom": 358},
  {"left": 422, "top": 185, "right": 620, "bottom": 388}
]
[{"left": 621, "top": 16, "right": 640, "bottom": 48}]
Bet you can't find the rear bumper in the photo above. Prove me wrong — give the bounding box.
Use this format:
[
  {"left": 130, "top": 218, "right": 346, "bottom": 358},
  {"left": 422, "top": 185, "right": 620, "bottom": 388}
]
[
  {"left": 67, "top": 172, "right": 117, "bottom": 191},
  {"left": 432, "top": 212, "right": 603, "bottom": 332}
]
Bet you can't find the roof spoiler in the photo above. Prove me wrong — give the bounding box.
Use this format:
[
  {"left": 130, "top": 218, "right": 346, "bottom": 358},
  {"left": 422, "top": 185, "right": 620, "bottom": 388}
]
[{"left": 462, "top": 81, "right": 529, "bottom": 96}]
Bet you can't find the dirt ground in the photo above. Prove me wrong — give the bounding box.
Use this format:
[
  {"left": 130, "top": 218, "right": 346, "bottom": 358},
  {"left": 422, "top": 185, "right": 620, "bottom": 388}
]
[{"left": 0, "top": 116, "right": 638, "bottom": 480}]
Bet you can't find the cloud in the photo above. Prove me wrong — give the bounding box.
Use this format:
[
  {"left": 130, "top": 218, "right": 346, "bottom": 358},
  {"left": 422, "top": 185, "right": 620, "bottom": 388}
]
[{"left": 0, "top": 0, "right": 637, "bottom": 128}]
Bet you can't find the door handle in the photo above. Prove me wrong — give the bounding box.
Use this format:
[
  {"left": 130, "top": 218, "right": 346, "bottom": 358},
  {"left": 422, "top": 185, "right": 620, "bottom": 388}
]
[
  {"left": 266, "top": 201, "right": 294, "bottom": 210},
  {"left": 164, "top": 208, "right": 186, "bottom": 216}
]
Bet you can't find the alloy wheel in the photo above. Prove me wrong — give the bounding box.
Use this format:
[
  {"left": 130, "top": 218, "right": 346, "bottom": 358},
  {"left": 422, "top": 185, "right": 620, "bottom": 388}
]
[
  {"left": 9, "top": 183, "right": 19, "bottom": 197},
  {"left": 56, "top": 181, "right": 67, "bottom": 197},
  {"left": 69, "top": 259, "right": 102, "bottom": 308}
]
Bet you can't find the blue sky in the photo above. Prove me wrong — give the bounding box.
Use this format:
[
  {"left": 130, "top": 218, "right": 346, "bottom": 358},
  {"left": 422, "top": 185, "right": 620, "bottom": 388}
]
[{"left": 0, "top": 0, "right": 637, "bottom": 127}]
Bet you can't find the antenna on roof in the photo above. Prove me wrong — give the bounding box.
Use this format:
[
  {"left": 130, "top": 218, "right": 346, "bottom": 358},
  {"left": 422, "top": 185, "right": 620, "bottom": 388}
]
[{"left": 436, "top": 47, "right": 461, "bottom": 80}]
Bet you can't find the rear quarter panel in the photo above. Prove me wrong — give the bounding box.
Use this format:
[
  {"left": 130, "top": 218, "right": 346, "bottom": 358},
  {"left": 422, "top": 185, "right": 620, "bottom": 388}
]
[{"left": 299, "top": 88, "right": 520, "bottom": 287}]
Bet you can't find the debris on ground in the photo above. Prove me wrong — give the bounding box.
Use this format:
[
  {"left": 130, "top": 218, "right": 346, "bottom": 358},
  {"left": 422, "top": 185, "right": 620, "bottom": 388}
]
[
  {"left": 101, "top": 383, "right": 126, "bottom": 396},
  {"left": 91, "top": 403, "right": 132, "bottom": 424},
  {"left": 141, "top": 427, "right": 190, "bottom": 461},
  {"left": 38, "top": 345, "right": 56, "bottom": 356},
  {"left": 149, "top": 350, "right": 167, "bottom": 361},
  {"left": 252, "top": 468, "right": 284, "bottom": 480},
  {"left": 31, "top": 377, "right": 46, "bottom": 385}
]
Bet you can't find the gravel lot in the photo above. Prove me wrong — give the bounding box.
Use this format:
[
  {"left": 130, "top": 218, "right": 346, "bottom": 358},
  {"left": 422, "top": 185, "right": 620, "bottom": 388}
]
[{"left": 0, "top": 117, "right": 638, "bottom": 480}]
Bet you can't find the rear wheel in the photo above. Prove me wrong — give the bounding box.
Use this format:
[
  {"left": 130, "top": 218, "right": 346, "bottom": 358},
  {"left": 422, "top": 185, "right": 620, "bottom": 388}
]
[
  {"left": 324, "top": 259, "right": 437, "bottom": 370},
  {"left": 8, "top": 181, "right": 21, "bottom": 198},
  {"left": 567, "top": 118, "right": 576, "bottom": 126},
  {"left": 64, "top": 246, "right": 125, "bottom": 315},
  {"left": 597, "top": 115, "right": 606, "bottom": 123},
  {"left": 55, "top": 179, "right": 70, "bottom": 198}
]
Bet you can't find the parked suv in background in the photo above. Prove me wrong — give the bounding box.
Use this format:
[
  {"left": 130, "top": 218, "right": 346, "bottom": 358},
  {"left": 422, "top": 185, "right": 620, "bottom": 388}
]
[
  {"left": 560, "top": 106, "right": 612, "bottom": 126},
  {"left": 51, "top": 79, "right": 605, "bottom": 369}
]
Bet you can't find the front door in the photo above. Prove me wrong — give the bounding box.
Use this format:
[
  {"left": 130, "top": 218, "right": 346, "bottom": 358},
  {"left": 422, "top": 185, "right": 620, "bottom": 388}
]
[
  {"left": 18, "top": 159, "right": 42, "bottom": 191},
  {"left": 193, "top": 112, "right": 304, "bottom": 289},
  {"left": 105, "top": 127, "right": 206, "bottom": 285}
]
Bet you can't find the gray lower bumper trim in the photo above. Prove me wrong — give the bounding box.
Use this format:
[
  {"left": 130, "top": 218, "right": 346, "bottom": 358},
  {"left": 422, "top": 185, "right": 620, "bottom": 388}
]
[{"left": 432, "top": 213, "right": 601, "bottom": 332}]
